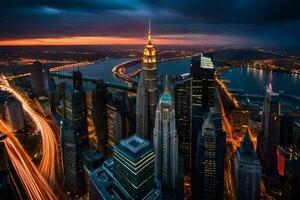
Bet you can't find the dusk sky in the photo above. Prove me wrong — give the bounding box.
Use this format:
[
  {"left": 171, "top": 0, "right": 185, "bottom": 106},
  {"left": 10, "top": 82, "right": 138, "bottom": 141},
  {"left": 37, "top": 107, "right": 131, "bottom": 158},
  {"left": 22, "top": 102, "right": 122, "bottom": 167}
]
[{"left": 1, "top": 0, "right": 300, "bottom": 46}]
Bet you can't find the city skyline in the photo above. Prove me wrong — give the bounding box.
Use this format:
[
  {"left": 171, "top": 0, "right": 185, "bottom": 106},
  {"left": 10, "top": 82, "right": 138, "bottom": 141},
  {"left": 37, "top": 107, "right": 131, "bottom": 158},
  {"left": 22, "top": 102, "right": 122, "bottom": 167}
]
[{"left": 1, "top": 1, "right": 300, "bottom": 200}]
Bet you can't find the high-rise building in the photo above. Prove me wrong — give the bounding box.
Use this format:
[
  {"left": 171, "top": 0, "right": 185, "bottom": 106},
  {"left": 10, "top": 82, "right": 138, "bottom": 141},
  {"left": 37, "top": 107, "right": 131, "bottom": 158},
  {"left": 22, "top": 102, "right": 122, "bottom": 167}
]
[
  {"left": 282, "top": 160, "right": 300, "bottom": 200},
  {"left": 194, "top": 113, "right": 226, "bottom": 200},
  {"left": 136, "top": 68, "right": 148, "bottom": 139},
  {"left": 190, "top": 54, "right": 215, "bottom": 108},
  {"left": 175, "top": 77, "right": 192, "bottom": 174},
  {"left": 190, "top": 55, "right": 215, "bottom": 197},
  {"left": 60, "top": 119, "right": 86, "bottom": 197},
  {"left": 136, "top": 21, "right": 158, "bottom": 141},
  {"left": 73, "top": 70, "right": 83, "bottom": 91},
  {"left": 89, "top": 138, "right": 160, "bottom": 200},
  {"left": 258, "top": 84, "right": 281, "bottom": 174},
  {"left": 106, "top": 104, "right": 123, "bottom": 150},
  {"left": 153, "top": 76, "right": 178, "bottom": 189},
  {"left": 5, "top": 96, "right": 25, "bottom": 131},
  {"left": 113, "top": 135, "right": 158, "bottom": 199},
  {"left": 31, "top": 61, "right": 46, "bottom": 96},
  {"left": 233, "top": 131, "right": 261, "bottom": 200},
  {"left": 92, "top": 80, "right": 108, "bottom": 155},
  {"left": 65, "top": 90, "right": 89, "bottom": 151}
]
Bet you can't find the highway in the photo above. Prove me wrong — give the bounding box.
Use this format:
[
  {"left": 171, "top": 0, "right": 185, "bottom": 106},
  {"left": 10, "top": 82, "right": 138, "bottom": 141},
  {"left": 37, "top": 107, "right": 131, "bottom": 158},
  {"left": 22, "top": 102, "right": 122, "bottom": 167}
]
[
  {"left": 0, "top": 120, "right": 58, "bottom": 200},
  {"left": 0, "top": 74, "right": 58, "bottom": 186}
]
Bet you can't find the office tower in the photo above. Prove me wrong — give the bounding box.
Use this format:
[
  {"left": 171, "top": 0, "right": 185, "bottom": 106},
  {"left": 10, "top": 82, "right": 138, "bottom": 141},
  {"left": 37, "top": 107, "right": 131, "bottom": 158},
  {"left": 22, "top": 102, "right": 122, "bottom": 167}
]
[
  {"left": 31, "top": 61, "right": 45, "bottom": 96},
  {"left": 190, "top": 55, "right": 215, "bottom": 155},
  {"left": 136, "top": 68, "right": 148, "bottom": 139},
  {"left": 190, "top": 54, "right": 215, "bottom": 108},
  {"left": 5, "top": 96, "right": 25, "bottom": 131},
  {"left": 195, "top": 113, "right": 226, "bottom": 200},
  {"left": 73, "top": 70, "right": 83, "bottom": 91},
  {"left": 190, "top": 55, "right": 215, "bottom": 198},
  {"left": 104, "top": 93, "right": 131, "bottom": 152},
  {"left": 233, "top": 131, "right": 261, "bottom": 200},
  {"left": 282, "top": 160, "right": 300, "bottom": 200},
  {"left": 258, "top": 84, "right": 281, "bottom": 174},
  {"left": 92, "top": 80, "right": 108, "bottom": 155},
  {"left": 113, "top": 135, "right": 157, "bottom": 199},
  {"left": 60, "top": 120, "right": 86, "bottom": 197},
  {"left": 175, "top": 77, "right": 192, "bottom": 174},
  {"left": 292, "top": 119, "right": 300, "bottom": 160},
  {"left": 65, "top": 90, "right": 89, "bottom": 151},
  {"left": 89, "top": 142, "right": 160, "bottom": 200},
  {"left": 136, "top": 21, "right": 158, "bottom": 141},
  {"left": 153, "top": 76, "right": 178, "bottom": 189}
]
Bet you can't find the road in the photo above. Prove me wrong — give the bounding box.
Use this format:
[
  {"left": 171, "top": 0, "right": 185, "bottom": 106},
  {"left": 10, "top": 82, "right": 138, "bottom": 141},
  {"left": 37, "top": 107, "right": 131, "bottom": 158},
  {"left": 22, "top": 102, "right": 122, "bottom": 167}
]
[
  {"left": 0, "top": 120, "right": 58, "bottom": 200},
  {"left": 0, "top": 74, "right": 58, "bottom": 186}
]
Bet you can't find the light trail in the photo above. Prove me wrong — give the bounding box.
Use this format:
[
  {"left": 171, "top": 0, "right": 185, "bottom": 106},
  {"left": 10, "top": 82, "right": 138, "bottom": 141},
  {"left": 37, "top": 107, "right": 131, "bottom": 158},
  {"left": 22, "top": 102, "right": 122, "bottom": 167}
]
[
  {"left": 0, "top": 120, "right": 58, "bottom": 200},
  {"left": 0, "top": 75, "right": 58, "bottom": 185}
]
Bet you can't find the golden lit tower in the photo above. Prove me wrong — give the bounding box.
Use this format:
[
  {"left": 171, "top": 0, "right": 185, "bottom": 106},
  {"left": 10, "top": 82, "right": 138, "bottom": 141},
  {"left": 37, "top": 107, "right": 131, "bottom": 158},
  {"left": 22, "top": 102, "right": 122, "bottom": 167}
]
[
  {"left": 144, "top": 20, "right": 158, "bottom": 140},
  {"left": 136, "top": 20, "right": 158, "bottom": 141}
]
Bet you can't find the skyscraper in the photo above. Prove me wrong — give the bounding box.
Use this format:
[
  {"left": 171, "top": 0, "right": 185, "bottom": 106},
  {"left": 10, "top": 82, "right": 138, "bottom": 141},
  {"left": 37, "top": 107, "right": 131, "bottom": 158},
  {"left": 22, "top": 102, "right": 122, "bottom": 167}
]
[
  {"left": 195, "top": 113, "right": 226, "bottom": 200},
  {"left": 65, "top": 90, "right": 89, "bottom": 151},
  {"left": 258, "top": 84, "right": 281, "bottom": 174},
  {"left": 5, "top": 96, "right": 25, "bottom": 131},
  {"left": 60, "top": 119, "right": 86, "bottom": 197},
  {"left": 233, "top": 131, "right": 261, "bottom": 200},
  {"left": 175, "top": 77, "right": 192, "bottom": 174},
  {"left": 190, "top": 55, "right": 215, "bottom": 198},
  {"left": 113, "top": 135, "right": 157, "bottom": 199},
  {"left": 73, "top": 70, "right": 83, "bottom": 91},
  {"left": 136, "top": 70, "right": 148, "bottom": 139},
  {"left": 136, "top": 21, "right": 158, "bottom": 141},
  {"left": 190, "top": 54, "right": 215, "bottom": 108},
  {"left": 153, "top": 76, "right": 178, "bottom": 189},
  {"left": 31, "top": 61, "right": 46, "bottom": 96},
  {"left": 92, "top": 79, "right": 108, "bottom": 156}
]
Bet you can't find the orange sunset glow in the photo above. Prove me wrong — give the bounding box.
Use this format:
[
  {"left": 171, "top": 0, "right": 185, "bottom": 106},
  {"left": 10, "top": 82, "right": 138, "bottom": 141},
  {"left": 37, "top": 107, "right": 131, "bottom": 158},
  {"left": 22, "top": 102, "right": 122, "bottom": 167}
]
[{"left": 0, "top": 35, "right": 245, "bottom": 46}]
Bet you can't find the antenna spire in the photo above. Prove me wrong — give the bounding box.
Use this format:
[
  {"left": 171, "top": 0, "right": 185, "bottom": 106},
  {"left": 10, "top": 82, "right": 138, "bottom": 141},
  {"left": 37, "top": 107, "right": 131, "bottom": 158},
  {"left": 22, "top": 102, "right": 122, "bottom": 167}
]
[{"left": 148, "top": 19, "right": 152, "bottom": 43}]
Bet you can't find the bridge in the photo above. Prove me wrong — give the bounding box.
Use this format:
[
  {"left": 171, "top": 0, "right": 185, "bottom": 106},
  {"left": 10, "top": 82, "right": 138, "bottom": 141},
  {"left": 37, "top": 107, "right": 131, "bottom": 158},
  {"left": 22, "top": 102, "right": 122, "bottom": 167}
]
[{"left": 50, "top": 72, "right": 136, "bottom": 93}]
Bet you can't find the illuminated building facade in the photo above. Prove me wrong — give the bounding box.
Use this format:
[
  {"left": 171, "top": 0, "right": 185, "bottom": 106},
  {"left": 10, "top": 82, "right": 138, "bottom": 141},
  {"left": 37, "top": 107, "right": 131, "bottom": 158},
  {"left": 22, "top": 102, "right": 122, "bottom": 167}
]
[
  {"left": 175, "top": 77, "right": 192, "bottom": 174},
  {"left": 258, "top": 85, "right": 281, "bottom": 175},
  {"left": 153, "top": 76, "right": 178, "bottom": 189},
  {"left": 195, "top": 113, "right": 225, "bottom": 200},
  {"left": 113, "top": 135, "right": 159, "bottom": 199},
  {"left": 233, "top": 131, "right": 261, "bottom": 200},
  {"left": 60, "top": 119, "right": 86, "bottom": 197},
  {"left": 136, "top": 21, "right": 158, "bottom": 141}
]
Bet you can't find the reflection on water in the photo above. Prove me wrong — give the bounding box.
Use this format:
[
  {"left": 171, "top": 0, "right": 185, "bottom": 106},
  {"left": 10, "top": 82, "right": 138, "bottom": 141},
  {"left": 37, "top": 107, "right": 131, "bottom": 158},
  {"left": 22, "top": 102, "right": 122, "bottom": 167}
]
[{"left": 222, "top": 67, "right": 300, "bottom": 96}]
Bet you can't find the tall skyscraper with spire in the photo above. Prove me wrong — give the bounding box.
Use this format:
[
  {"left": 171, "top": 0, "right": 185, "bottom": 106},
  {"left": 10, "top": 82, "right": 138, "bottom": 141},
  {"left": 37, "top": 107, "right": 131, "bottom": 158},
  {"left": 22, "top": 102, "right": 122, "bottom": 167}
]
[
  {"left": 136, "top": 20, "right": 158, "bottom": 141},
  {"left": 153, "top": 76, "right": 178, "bottom": 189}
]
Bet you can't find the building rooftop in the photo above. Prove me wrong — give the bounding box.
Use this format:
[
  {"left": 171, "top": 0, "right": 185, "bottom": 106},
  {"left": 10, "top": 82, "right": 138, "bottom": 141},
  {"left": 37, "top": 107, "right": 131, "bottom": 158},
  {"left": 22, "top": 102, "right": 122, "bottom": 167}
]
[
  {"left": 192, "top": 54, "right": 214, "bottom": 69},
  {"left": 238, "top": 131, "right": 258, "bottom": 159},
  {"left": 114, "top": 135, "right": 153, "bottom": 163}
]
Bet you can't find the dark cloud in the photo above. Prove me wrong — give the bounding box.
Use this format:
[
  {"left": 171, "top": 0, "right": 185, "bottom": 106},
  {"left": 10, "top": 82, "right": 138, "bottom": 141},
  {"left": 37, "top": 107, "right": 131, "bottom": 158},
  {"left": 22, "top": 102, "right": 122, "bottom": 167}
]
[{"left": 0, "top": 0, "right": 299, "bottom": 45}]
